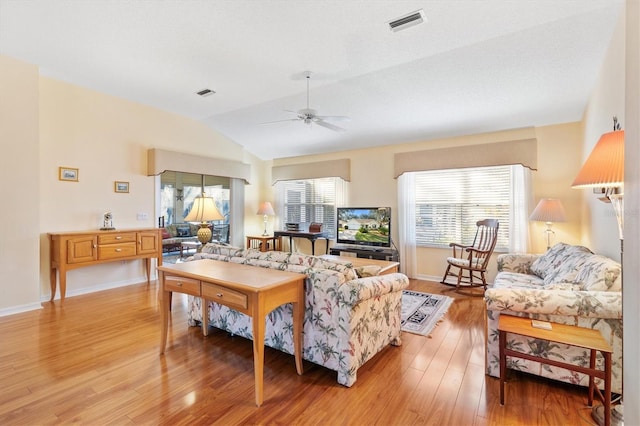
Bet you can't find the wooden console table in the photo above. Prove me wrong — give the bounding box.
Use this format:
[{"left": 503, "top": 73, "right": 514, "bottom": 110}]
[
  {"left": 158, "top": 259, "right": 305, "bottom": 406},
  {"left": 498, "top": 314, "right": 612, "bottom": 426},
  {"left": 274, "top": 230, "right": 329, "bottom": 255},
  {"left": 49, "top": 228, "right": 162, "bottom": 301}
]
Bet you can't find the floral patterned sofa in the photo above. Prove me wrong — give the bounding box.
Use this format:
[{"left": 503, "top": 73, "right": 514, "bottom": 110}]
[
  {"left": 484, "top": 242, "right": 622, "bottom": 393},
  {"left": 185, "top": 243, "right": 409, "bottom": 387}
]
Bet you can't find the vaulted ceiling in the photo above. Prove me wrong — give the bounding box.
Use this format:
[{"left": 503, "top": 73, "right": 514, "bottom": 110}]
[{"left": 0, "top": 0, "right": 624, "bottom": 159}]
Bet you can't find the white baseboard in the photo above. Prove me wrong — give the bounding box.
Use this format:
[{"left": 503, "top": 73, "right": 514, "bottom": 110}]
[
  {"left": 416, "top": 274, "right": 443, "bottom": 282},
  {"left": 0, "top": 302, "right": 43, "bottom": 317},
  {"left": 43, "top": 275, "right": 154, "bottom": 302}
]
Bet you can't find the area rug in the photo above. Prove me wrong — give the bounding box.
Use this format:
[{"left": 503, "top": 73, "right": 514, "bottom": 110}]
[{"left": 401, "top": 290, "right": 454, "bottom": 336}]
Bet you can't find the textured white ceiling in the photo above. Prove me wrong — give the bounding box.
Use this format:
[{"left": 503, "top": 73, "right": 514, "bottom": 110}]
[{"left": 0, "top": 0, "right": 624, "bottom": 159}]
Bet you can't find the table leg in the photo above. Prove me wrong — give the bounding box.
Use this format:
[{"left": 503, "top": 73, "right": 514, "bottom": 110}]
[
  {"left": 144, "top": 258, "right": 151, "bottom": 284},
  {"left": 160, "top": 272, "right": 170, "bottom": 354},
  {"left": 311, "top": 240, "right": 316, "bottom": 255},
  {"left": 588, "top": 349, "right": 596, "bottom": 406},
  {"left": 293, "top": 297, "right": 304, "bottom": 375},
  {"left": 49, "top": 268, "right": 57, "bottom": 302},
  {"left": 499, "top": 329, "right": 506, "bottom": 405},
  {"left": 252, "top": 304, "right": 266, "bottom": 406},
  {"left": 202, "top": 298, "right": 209, "bottom": 337},
  {"left": 289, "top": 236, "right": 293, "bottom": 252},
  {"left": 58, "top": 268, "right": 67, "bottom": 302},
  {"left": 604, "top": 352, "right": 612, "bottom": 426}
]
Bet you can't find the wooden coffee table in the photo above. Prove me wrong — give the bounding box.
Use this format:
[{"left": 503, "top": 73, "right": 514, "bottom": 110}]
[{"left": 158, "top": 259, "right": 305, "bottom": 406}]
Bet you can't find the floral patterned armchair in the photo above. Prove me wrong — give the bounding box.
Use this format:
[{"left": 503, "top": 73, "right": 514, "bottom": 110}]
[
  {"left": 185, "top": 243, "right": 409, "bottom": 387},
  {"left": 484, "top": 243, "right": 622, "bottom": 393}
]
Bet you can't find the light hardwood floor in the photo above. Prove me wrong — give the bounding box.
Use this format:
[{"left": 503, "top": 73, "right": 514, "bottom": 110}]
[{"left": 0, "top": 278, "right": 600, "bottom": 425}]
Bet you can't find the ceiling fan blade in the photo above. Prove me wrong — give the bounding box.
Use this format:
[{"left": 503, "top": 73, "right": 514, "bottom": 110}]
[
  {"left": 260, "top": 118, "right": 301, "bottom": 125},
  {"left": 315, "top": 115, "right": 351, "bottom": 122},
  {"left": 314, "top": 120, "right": 346, "bottom": 132}
]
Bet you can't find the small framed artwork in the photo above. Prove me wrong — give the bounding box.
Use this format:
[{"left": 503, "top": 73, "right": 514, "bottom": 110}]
[
  {"left": 59, "top": 167, "right": 79, "bottom": 182},
  {"left": 114, "top": 181, "right": 129, "bottom": 193}
]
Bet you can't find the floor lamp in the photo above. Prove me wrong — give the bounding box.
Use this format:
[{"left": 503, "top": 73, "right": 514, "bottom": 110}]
[{"left": 572, "top": 118, "right": 624, "bottom": 426}]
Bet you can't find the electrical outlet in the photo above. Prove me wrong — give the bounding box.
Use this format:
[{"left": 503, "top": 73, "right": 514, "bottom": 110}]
[{"left": 137, "top": 212, "right": 148, "bottom": 221}]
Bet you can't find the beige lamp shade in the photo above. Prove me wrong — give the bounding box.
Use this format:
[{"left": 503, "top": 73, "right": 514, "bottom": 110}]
[
  {"left": 185, "top": 195, "right": 225, "bottom": 246},
  {"left": 572, "top": 130, "right": 624, "bottom": 188},
  {"left": 185, "top": 195, "right": 225, "bottom": 222},
  {"left": 529, "top": 198, "right": 567, "bottom": 223}
]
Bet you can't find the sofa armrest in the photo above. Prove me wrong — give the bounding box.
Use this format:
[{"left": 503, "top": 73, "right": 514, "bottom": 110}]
[
  {"left": 496, "top": 253, "right": 540, "bottom": 273},
  {"left": 485, "top": 288, "right": 622, "bottom": 319},
  {"left": 336, "top": 273, "right": 409, "bottom": 307}
]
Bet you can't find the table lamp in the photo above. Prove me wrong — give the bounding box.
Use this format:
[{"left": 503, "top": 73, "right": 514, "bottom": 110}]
[
  {"left": 185, "top": 194, "right": 225, "bottom": 245},
  {"left": 529, "top": 198, "right": 567, "bottom": 250},
  {"left": 257, "top": 202, "right": 275, "bottom": 236}
]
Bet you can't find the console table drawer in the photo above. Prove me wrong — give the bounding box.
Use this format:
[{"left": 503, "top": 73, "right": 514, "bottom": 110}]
[
  {"left": 203, "top": 283, "right": 248, "bottom": 310},
  {"left": 99, "top": 233, "right": 137, "bottom": 244},
  {"left": 164, "top": 276, "right": 201, "bottom": 296},
  {"left": 98, "top": 242, "right": 137, "bottom": 260}
]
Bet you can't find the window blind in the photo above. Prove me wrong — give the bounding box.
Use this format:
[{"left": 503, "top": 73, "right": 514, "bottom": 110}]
[
  {"left": 276, "top": 177, "right": 340, "bottom": 239},
  {"left": 415, "top": 166, "right": 510, "bottom": 250}
]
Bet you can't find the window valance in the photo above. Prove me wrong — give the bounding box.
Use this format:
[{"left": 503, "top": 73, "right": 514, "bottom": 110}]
[
  {"left": 393, "top": 139, "right": 537, "bottom": 178},
  {"left": 272, "top": 159, "right": 350, "bottom": 185},
  {"left": 147, "top": 148, "right": 251, "bottom": 184}
]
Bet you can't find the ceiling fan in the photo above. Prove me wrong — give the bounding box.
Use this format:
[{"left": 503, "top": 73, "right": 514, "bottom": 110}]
[{"left": 263, "top": 71, "right": 350, "bottom": 132}]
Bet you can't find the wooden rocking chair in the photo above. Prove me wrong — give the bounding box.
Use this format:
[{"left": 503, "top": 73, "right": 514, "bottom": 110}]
[{"left": 441, "top": 219, "right": 499, "bottom": 292}]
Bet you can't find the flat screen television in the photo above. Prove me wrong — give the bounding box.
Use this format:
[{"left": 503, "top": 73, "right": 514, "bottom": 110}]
[{"left": 336, "top": 207, "right": 391, "bottom": 248}]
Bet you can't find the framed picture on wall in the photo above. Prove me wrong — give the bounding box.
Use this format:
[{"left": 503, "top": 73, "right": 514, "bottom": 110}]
[
  {"left": 114, "top": 181, "right": 129, "bottom": 193},
  {"left": 59, "top": 167, "right": 79, "bottom": 182}
]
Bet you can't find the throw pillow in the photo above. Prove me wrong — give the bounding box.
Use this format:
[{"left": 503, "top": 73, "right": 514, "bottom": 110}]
[
  {"left": 161, "top": 228, "right": 171, "bottom": 239},
  {"left": 575, "top": 255, "right": 622, "bottom": 292},
  {"left": 530, "top": 243, "right": 591, "bottom": 281},
  {"left": 176, "top": 225, "right": 190, "bottom": 237}
]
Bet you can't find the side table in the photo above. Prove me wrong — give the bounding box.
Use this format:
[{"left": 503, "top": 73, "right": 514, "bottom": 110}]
[
  {"left": 246, "top": 235, "right": 281, "bottom": 252},
  {"left": 498, "top": 314, "right": 612, "bottom": 426}
]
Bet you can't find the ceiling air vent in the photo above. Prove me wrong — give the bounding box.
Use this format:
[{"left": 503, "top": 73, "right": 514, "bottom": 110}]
[
  {"left": 196, "top": 88, "right": 215, "bottom": 97},
  {"left": 388, "top": 9, "right": 426, "bottom": 32}
]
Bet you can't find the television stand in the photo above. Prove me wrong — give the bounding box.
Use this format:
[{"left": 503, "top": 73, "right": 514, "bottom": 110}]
[{"left": 329, "top": 246, "right": 398, "bottom": 262}]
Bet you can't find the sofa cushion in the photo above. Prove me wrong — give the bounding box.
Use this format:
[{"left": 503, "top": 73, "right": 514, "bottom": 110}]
[
  {"left": 530, "top": 243, "right": 592, "bottom": 284},
  {"left": 493, "top": 271, "right": 544, "bottom": 290},
  {"left": 575, "top": 254, "right": 622, "bottom": 292}
]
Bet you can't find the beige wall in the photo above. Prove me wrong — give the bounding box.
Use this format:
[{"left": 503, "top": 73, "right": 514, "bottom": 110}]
[
  {"left": 273, "top": 124, "right": 584, "bottom": 280},
  {"left": 0, "top": 55, "right": 41, "bottom": 313},
  {"left": 37, "top": 77, "right": 255, "bottom": 300}
]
